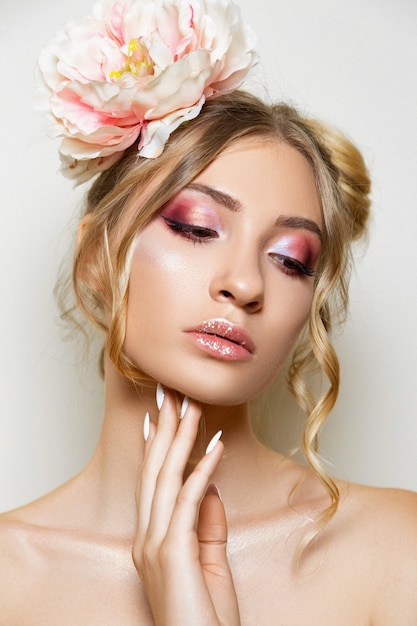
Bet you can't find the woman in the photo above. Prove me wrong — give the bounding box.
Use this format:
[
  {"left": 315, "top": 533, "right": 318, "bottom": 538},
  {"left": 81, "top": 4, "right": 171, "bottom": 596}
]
[{"left": 1, "top": 0, "right": 417, "bottom": 623}]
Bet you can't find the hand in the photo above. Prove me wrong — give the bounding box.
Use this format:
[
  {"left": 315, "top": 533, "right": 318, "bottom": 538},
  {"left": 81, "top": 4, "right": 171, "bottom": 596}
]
[{"left": 133, "top": 386, "right": 241, "bottom": 626}]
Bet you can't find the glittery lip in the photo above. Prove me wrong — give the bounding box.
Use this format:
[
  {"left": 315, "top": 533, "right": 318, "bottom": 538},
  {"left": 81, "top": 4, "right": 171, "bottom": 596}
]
[{"left": 185, "top": 318, "right": 255, "bottom": 361}]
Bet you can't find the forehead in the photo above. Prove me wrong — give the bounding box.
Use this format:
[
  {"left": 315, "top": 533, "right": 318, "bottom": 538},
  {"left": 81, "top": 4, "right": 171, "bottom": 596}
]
[{"left": 192, "top": 138, "right": 322, "bottom": 227}]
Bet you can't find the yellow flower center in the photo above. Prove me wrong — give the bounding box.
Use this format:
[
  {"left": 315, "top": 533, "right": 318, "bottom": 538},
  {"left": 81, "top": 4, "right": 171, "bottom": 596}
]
[{"left": 109, "top": 39, "right": 154, "bottom": 80}]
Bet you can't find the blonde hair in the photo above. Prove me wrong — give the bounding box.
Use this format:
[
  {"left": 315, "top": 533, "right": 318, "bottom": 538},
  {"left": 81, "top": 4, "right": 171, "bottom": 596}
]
[{"left": 67, "top": 90, "right": 370, "bottom": 536}]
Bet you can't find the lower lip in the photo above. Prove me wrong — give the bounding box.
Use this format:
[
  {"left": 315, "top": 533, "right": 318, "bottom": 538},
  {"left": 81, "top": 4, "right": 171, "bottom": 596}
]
[{"left": 186, "top": 332, "right": 253, "bottom": 361}]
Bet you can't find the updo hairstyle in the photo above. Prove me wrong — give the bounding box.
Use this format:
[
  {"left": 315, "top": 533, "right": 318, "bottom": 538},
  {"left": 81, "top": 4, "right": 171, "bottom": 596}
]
[{"left": 70, "top": 90, "right": 371, "bottom": 531}]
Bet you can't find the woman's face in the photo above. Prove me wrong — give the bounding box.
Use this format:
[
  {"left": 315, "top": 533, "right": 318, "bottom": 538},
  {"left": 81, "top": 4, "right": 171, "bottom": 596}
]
[{"left": 124, "top": 139, "right": 322, "bottom": 405}]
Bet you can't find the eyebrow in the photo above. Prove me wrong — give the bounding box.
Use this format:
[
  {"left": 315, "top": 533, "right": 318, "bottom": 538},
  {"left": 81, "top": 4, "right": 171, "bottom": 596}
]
[
  {"left": 185, "top": 182, "right": 322, "bottom": 241},
  {"left": 274, "top": 215, "right": 323, "bottom": 242},
  {"left": 186, "top": 183, "right": 242, "bottom": 211}
]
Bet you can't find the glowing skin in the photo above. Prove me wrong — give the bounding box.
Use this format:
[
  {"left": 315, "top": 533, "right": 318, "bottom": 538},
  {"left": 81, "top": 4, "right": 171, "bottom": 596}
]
[{"left": 124, "top": 139, "right": 322, "bottom": 405}]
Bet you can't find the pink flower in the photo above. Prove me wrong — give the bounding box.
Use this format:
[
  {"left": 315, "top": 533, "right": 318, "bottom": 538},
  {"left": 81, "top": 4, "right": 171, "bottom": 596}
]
[{"left": 35, "top": 0, "right": 258, "bottom": 184}]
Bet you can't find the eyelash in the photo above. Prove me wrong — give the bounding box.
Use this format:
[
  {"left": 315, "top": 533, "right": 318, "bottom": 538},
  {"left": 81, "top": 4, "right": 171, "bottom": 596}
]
[
  {"left": 163, "top": 217, "right": 315, "bottom": 277},
  {"left": 163, "top": 217, "right": 218, "bottom": 242},
  {"left": 269, "top": 253, "right": 315, "bottom": 278}
]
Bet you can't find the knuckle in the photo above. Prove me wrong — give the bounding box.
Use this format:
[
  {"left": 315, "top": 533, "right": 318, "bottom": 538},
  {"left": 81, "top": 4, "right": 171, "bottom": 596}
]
[
  {"left": 138, "top": 537, "right": 177, "bottom": 573},
  {"left": 176, "top": 490, "right": 194, "bottom": 507},
  {"left": 142, "top": 537, "right": 158, "bottom": 567},
  {"left": 159, "top": 537, "right": 178, "bottom": 566}
]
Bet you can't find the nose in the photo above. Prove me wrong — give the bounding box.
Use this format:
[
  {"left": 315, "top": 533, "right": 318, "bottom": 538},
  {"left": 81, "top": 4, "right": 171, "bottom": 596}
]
[{"left": 209, "top": 248, "right": 264, "bottom": 313}]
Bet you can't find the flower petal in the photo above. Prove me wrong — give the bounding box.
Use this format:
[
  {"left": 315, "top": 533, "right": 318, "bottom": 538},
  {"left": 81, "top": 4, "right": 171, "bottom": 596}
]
[
  {"left": 138, "top": 97, "right": 205, "bottom": 157},
  {"left": 36, "top": 0, "right": 258, "bottom": 184}
]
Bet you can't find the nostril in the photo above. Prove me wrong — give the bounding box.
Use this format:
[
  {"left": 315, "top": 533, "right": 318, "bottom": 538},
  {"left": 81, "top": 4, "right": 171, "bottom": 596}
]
[{"left": 218, "top": 290, "right": 261, "bottom": 311}]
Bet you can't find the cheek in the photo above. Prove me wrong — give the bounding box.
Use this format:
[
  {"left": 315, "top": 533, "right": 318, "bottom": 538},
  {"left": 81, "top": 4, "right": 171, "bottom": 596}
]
[
  {"left": 282, "top": 291, "right": 313, "bottom": 349},
  {"left": 260, "top": 286, "right": 313, "bottom": 370},
  {"left": 123, "top": 246, "right": 179, "bottom": 375},
  {"left": 129, "top": 230, "right": 193, "bottom": 298},
  {"left": 132, "top": 222, "right": 212, "bottom": 282},
  {"left": 123, "top": 231, "right": 204, "bottom": 357},
  {"left": 126, "top": 243, "right": 179, "bottom": 332}
]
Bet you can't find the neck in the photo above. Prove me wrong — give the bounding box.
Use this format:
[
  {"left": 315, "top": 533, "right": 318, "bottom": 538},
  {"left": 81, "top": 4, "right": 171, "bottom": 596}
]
[{"left": 83, "top": 358, "right": 264, "bottom": 537}]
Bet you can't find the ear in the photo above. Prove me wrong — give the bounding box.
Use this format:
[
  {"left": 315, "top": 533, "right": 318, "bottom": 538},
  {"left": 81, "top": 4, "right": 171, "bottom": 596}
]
[{"left": 77, "top": 213, "right": 94, "bottom": 246}]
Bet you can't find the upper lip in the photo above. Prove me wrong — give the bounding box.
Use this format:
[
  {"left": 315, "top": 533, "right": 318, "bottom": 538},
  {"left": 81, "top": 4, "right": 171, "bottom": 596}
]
[{"left": 187, "top": 318, "right": 255, "bottom": 354}]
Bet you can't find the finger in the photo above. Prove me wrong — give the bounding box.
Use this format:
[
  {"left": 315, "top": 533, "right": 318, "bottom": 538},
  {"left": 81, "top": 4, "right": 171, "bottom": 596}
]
[
  {"left": 198, "top": 484, "right": 241, "bottom": 626},
  {"left": 163, "top": 437, "right": 224, "bottom": 546},
  {"left": 135, "top": 389, "right": 179, "bottom": 547},
  {"left": 136, "top": 392, "right": 202, "bottom": 557},
  {"left": 145, "top": 399, "right": 203, "bottom": 544},
  {"left": 198, "top": 484, "right": 227, "bottom": 542},
  {"left": 197, "top": 484, "right": 228, "bottom": 568}
]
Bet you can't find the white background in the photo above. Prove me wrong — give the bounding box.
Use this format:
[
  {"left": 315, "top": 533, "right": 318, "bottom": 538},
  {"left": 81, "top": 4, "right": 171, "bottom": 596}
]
[{"left": 1, "top": 0, "right": 416, "bottom": 511}]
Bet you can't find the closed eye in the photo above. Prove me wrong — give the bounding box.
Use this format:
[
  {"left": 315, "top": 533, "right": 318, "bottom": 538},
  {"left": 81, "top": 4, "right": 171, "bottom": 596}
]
[
  {"left": 163, "top": 217, "right": 219, "bottom": 242},
  {"left": 269, "top": 253, "right": 315, "bottom": 277}
]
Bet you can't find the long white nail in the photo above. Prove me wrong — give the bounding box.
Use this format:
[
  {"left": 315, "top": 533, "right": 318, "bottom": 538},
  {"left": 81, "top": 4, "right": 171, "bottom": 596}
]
[
  {"left": 206, "top": 430, "right": 222, "bottom": 454},
  {"left": 143, "top": 412, "right": 150, "bottom": 441},
  {"left": 156, "top": 383, "right": 165, "bottom": 410},
  {"left": 180, "top": 396, "right": 189, "bottom": 419}
]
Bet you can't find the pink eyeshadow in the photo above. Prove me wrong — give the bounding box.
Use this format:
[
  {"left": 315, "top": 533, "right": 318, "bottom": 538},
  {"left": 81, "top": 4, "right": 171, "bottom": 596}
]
[
  {"left": 270, "top": 234, "right": 321, "bottom": 267},
  {"left": 160, "top": 197, "right": 222, "bottom": 231}
]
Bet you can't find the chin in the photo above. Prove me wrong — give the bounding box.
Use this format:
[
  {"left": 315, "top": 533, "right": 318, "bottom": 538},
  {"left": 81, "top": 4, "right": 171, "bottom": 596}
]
[
  {"left": 156, "top": 368, "right": 276, "bottom": 407},
  {"left": 125, "top": 346, "right": 281, "bottom": 407}
]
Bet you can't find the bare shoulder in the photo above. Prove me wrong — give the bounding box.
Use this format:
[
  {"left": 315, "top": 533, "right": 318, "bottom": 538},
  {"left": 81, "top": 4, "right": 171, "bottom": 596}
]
[
  {"left": 0, "top": 500, "right": 141, "bottom": 625},
  {"left": 0, "top": 505, "right": 38, "bottom": 562},
  {"left": 340, "top": 481, "right": 417, "bottom": 544},
  {"left": 0, "top": 507, "right": 42, "bottom": 622},
  {"left": 336, "top": 481, "right": 417, "bottom": 625},
  {"left": 0, "top": 490, "right": 96, "bottom": 621}
]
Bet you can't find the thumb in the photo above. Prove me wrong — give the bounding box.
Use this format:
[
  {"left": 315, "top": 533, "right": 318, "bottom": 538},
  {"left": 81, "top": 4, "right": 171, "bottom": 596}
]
[
  {"left": 197, "top": 484, "right": 228, "bottom": 570},
  {"left": 198, "top": 485, "right": 241, "bottom": 625}
]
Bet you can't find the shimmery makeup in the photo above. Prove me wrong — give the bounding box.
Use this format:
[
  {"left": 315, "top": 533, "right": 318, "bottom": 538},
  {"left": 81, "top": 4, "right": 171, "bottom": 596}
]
[
  {"left": 160, "top": 194, "right": 223, "bottom": 233},
  {"left": 269, "top": 233, "right": 321, "bottom": 270}
]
